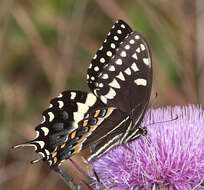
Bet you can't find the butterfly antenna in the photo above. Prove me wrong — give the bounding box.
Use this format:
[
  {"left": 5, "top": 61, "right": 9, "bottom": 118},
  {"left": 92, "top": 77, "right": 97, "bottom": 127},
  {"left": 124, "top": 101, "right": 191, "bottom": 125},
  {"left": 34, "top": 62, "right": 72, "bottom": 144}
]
[
  {"left": 93, "top": 169, "right": 100, "bottom": 182},
  {"left": 149, "top": 91, "right": 158, "bottom": 108},
  {"left": 145, "top": 114, "right": 179, "bottom": 128},
  {"left": 91, "top": 169, "right": 105, "bottom": 189}
]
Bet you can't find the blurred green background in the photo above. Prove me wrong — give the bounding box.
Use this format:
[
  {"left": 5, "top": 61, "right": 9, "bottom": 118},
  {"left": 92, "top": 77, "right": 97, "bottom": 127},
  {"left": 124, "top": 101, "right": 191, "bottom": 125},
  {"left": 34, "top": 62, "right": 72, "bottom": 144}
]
[{"left": 0, "top": 0, "right": 203, "bottom": 189}]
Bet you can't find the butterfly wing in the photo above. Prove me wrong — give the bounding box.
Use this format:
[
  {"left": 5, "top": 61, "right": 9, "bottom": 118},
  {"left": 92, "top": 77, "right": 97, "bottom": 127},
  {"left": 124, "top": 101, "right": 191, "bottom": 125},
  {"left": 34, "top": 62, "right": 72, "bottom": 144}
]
[
  {"left": 87, "top": 20, "right": 152, "bottom": 125},
  {"left": 13, "top": 20, "right": 152, "bottom": 167},
  {"left": 87, "top": 115, "right": 132, "bottom": 161},
  {"left": 13, "top": 90, "right": 103, "bottom": 164},
  {"left": 13, "top": 90, "right": 129, "bottom": 166},
  {"left": 87, "top": 20, "right": 132, "bottom": 93},
  {"left": 92, "top": 32, "right": 152, "bottom": 125},
  {"left": 46, "top": 108, "right": 130, "bottom": 166}
]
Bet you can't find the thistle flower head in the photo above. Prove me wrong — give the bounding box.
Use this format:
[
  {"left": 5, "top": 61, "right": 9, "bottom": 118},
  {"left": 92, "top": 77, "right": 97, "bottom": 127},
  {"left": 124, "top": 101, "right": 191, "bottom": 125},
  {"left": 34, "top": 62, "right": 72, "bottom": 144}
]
[{"left": 92, "top": 105, "right": 204, "bottom": 190}]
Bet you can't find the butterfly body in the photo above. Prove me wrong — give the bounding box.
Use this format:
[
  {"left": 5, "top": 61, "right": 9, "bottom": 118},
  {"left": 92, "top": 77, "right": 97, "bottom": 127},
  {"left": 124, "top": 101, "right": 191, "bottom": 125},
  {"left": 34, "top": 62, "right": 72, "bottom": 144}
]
[{"left": 13, "top": 20, "right": 152, "bottom": 167}]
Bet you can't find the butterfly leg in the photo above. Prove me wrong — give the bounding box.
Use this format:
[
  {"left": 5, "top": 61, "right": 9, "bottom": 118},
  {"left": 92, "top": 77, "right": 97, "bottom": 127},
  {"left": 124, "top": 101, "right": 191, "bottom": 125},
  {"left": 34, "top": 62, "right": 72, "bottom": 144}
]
[
  {"left": 124, "top": 126, "right": 147, "bottom": 143},
  {"left": 90, "top": 168, "right": 105, "bottom": 190}
]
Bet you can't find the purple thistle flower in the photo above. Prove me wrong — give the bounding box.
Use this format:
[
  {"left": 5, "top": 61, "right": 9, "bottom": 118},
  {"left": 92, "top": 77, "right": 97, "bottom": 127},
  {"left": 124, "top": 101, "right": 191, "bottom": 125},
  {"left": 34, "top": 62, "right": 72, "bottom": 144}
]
[{"left": 91, "top": 105, "right": 204, "bottom": 190}]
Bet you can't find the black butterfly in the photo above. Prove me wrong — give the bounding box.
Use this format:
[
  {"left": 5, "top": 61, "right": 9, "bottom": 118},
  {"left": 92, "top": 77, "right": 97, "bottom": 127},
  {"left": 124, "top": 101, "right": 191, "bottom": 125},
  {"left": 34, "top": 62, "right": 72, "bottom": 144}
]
[{"left": 13, "top": 20, "right": 152, "bottom": 167}]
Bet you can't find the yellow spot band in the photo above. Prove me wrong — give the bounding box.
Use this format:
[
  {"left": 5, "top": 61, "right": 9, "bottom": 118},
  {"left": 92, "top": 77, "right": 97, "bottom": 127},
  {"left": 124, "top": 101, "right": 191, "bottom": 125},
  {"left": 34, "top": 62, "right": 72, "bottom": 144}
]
[
  {"left": 94, "top": 110, "right": 100, "bottom": 118},
  {"left": 71, "top": 131, "right": 76, "bottom": 139}
]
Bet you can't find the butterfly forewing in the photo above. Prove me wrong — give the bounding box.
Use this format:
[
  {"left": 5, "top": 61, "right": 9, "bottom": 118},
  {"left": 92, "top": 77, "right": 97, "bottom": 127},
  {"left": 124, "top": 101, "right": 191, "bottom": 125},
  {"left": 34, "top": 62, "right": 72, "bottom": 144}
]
[
  {"left": 93, "top": 32, "right": 152, "bottom": 123},
  {"left": 87, "top": 20, "right": 132, "bottom": 94}
]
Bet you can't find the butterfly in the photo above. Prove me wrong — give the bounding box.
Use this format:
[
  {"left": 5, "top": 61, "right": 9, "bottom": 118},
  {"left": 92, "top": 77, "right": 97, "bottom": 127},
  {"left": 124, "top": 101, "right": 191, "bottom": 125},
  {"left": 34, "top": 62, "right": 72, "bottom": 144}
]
[{"left": 13, "top": 20, "right": 152, "bottom": 168}]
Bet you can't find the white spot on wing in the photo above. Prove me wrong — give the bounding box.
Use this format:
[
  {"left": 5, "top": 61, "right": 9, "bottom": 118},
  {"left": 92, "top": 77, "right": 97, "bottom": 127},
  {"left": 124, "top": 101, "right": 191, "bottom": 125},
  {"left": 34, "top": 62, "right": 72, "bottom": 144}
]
[
  {"left": 111, "top": 43, "right": 116, "bottom": 49},
  {"left": 39, "top": 152, "right": 45, "bottom": 157},
  {"left": 34, "top": 141, "right": 45, "bottom": 149},
  {"left": 102, "top": 74, "right": 109, "bottom": 79},
  {"left": 41, "top": 127, "right": 49, "bottom": 136},
  {"left": 76, "top": 103, "right": 89, "bottom": 113},
  {"left": 135, "top": 35, "right": 140, "bottom": 39},
  {"left": 114, "top": 36, "right": 119, "bottom": 41},
  {"left": 73, "top": 112, "right": 85, "bottom": 122},
  {"left": 99, "top": 83, "right": 104, "bottom": 88},
  {"left": 130, "top": 39, "right": 135, "bottom": 44},
  {"left": 115, "top": 58, "right": 122, "bottom": 65},
  {"left": 121, "top": 51, "right": 126, "bottom": 57},
  {"left": 109, "top": 79, "right": 120, "bottom": 89},
  {"left": 48, "top": 160, "right": 52, "bottom": 166},
  {"left": 124, "top": 68, "right": 131, "bottom": 75},
  {"left": 35, "top": 131, "right": 40, "bottom": 138},
  {"left": 104, "top": 88, "right": 116, "bottom": 99},
  {"left": 100, "top": 58, "right": 105, "bottom": 63},
  {"left": 58, "top": 100, "right": 64, "bottom": 108},
  {"left": 48, "top": 112, "right": 54, "bottom": 122},
  {"left": 41, "top": 116, "right": 46, "bottom": 124},
  {"left": 94, "top": 66, "right": 99, "bottom": 71},
  {"left": 45, "top": 149, "right": 50, "bottom": 155},
  {"left": 70, "top": 92, "right": 76, "bottom": 100},
  {"left": 100, "top": 95, "right": 107, "bottom": 104},
  {"left": 89, "top": 63, "right": 92, "bottom": 69},
  {"left": 121, "top": 24, "right": 125, "bottom": 28},
  {"left": 93, "top": 89, "right": 98, "bottom": 96},
  {"left": 99, "top": 46, "right": 103, "bottom": 50},
  {"left": 132, "top": 53, "right": 138, "bottom": 60},
  {"left": 117, "top": 29, "right": 122, "bottom": 34},
  {"left": 125, "top": 45, "right": 130, "bottom": 50},
  {"left": 13, "top": 143, "right": 37, "bottom": 150},
  {"left": 57, "top": 93, "right": 63, "bottom": 98},
  {"left": 86, "top": 93, "right": 97, "bottom": 107},
  {"left": 140, "top": 44, "right": 145, "bottom": 51},
  {"left": 116, "top": 72, "right": 125, "bottom": 81},
  {"left": 134, "top": 78, "right": 147, "bottom": 86},
  {"left": 131, "top": 63, "right": 139, "bottom": 72},
  {"left": 108, "top": 65, "right": 115, "bottom": 71},
  {"left": 143, "top": 58, "right": 151, "bottom": 67},
  {"left": 93, "top": 54, "right": 97, "bottom": 59},
  {"left": 136, "top": 47, "right": 141, "bottom": 53},
  {"left": 106, "top": 51, "right": 112, "bottom": 57},
  {"left": 91, "top": 76, "right": 95, "bottom": 81}
]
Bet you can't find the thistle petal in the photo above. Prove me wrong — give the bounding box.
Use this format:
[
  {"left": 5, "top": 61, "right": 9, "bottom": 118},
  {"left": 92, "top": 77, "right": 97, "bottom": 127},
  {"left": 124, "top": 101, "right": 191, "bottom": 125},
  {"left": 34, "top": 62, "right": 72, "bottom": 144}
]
[{"left": 92, "top": 105, "right": 204, "bottom": 190}]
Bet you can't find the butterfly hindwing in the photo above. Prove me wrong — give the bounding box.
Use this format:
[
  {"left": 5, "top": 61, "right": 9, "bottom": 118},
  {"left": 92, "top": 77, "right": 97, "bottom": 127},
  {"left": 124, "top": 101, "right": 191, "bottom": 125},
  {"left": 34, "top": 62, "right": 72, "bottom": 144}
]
[
  {"left": 46, "top": 107, "right": 118, "bottom": 166},
  {"left": 13, "top": 90, "right": 104, "bottom": 164},
  {"left": 13, "top": 89, "right": 131, "bottom": 166}
]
